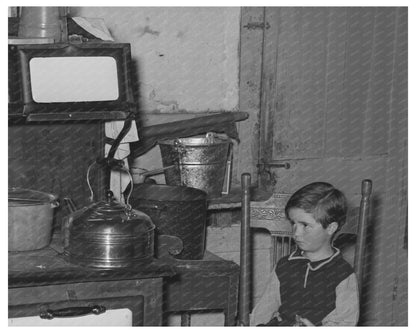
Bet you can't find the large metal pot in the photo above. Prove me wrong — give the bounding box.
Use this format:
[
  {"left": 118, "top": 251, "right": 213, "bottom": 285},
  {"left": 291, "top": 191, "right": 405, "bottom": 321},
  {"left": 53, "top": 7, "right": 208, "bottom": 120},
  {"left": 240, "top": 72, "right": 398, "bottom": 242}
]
[
  {"left": 130, "top": 184, "right": 207, "bottom": 260},
  {"left": 62, "top": 191, "right": 155, "bottom": 269},
  {"left": 8, "top": 188, "right": 59, "bottom": 252}
]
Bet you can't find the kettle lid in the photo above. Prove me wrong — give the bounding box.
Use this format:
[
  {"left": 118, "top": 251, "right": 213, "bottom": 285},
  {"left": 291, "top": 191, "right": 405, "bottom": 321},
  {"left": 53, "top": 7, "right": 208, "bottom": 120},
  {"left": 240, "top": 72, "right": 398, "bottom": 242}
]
[{"left": 70, "top": 193, "right": 155, "bottom": 235}]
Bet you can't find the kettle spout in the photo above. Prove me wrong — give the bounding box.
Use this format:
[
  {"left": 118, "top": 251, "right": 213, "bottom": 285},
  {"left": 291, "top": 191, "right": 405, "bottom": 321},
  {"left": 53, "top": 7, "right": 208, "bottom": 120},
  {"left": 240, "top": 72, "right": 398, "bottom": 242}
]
[{"left": 63, "top": 197, "right": 78, "bottom": 213}]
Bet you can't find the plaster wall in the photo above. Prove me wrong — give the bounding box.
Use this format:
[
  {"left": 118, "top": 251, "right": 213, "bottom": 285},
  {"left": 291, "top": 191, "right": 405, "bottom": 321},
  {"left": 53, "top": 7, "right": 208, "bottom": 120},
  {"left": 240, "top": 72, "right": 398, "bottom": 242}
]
[{"left": 71, "top": 7, "right": 240, "bottom": 113}]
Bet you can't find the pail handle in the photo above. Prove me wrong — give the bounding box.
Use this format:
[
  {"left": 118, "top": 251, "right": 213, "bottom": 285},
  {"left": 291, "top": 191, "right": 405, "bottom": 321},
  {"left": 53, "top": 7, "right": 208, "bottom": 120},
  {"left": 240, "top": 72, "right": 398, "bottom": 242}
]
[
  {"left": 206, "top": 132, "right": 215, "bottom": 143},
  {"left": 172, "top": 140, "right": 187, "bottom": 186},
  {"left": 173, "top": 139, "right": 186, "bottom": 155},
  {"left": 172, "top": 141, "right": 186, "bottom": 186},
  {"left": 206, "top": 132, "right": 231, "bottom": 143}
]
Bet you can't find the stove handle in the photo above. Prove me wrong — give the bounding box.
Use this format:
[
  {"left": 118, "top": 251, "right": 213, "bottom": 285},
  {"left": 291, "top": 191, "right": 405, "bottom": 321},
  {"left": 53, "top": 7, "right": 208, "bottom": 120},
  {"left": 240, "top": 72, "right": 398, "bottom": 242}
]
[{"left": 40, "top": 305, "right": 106, "bottom": 320}]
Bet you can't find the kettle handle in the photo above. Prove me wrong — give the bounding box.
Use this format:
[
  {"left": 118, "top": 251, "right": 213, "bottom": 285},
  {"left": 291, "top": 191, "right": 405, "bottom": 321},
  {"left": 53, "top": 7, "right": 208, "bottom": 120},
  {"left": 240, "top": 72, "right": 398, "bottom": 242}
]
[
  {"left": 124, "top": 168, "right": 134, "bottom": 209},
  {"left": 86, "top": 161, "right": 134, "bottom": 208},
  {"left": 86, "top": 161, "right": 97, "bottom": 202}
]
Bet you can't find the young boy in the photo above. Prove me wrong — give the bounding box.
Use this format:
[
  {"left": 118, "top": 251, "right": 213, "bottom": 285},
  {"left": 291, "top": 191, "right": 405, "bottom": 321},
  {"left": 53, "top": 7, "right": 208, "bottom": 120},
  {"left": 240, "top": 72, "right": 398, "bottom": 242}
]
[{"left": 250, "top": 182, "right": 359, "bottom": 326}]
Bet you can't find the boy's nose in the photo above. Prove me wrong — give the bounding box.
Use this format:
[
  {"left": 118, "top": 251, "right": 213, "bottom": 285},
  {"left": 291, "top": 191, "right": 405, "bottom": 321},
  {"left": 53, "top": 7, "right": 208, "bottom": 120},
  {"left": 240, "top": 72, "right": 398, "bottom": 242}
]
[
  {"left": 292, "top": 224, "right": 300, "bottom": 236},
  {"left": 293, "top": 224, "right": 303, "bottom": 238}
]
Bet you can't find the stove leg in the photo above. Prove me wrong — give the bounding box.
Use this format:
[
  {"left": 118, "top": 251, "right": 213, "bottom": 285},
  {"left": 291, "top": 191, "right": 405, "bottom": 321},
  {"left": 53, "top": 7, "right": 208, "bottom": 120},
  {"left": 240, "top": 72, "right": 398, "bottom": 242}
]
[{"left": 181, "top": 312, "right": 191, "bottom": 326}]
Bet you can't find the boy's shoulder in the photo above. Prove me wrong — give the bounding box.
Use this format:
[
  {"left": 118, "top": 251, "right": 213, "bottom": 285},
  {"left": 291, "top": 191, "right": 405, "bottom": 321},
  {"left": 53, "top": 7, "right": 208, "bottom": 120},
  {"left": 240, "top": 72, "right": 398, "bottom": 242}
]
[{"left": 324, "top": 252, "right": 355, "bottom": 277}]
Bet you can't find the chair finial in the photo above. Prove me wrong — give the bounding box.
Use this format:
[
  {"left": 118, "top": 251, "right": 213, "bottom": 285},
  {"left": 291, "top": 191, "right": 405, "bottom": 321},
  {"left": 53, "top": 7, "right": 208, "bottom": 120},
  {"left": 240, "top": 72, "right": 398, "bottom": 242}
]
[{"left": 361, "top": 179, "right": 372, "bottom": 197}]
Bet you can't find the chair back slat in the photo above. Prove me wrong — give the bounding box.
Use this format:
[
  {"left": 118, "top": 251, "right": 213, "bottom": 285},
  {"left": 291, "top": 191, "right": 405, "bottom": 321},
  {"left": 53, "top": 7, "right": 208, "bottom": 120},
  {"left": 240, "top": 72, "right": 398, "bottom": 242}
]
[
  {"left": 341, "top": 207, "right": 360, "bottom": 235},
  {"left": 354, "top": 179, "right": 372, "bottom": 295},
  {"left": 239, "top": 173, "right": 251, "bottom": 326}
]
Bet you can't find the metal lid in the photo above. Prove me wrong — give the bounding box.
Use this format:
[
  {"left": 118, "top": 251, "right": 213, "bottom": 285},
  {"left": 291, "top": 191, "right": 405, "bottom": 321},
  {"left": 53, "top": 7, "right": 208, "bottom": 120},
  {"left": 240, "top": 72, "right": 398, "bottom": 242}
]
[
  {"left": 8, "top": 187, "right": 57, "bottom": 206},
  {"left": 70, "top": 200, "right": 155, "bottom": 237}
]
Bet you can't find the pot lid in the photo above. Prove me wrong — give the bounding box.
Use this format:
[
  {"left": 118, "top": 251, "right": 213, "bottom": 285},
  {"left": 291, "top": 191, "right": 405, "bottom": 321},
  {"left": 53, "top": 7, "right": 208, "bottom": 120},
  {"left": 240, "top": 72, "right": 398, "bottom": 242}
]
[{"left": 8, "top": 187, "right": 57, "bottom": 206}]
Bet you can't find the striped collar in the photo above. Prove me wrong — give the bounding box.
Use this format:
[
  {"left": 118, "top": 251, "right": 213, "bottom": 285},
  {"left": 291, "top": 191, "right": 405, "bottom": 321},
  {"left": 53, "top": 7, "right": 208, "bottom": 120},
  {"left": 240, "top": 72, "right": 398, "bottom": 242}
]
[{"left": 288, "top": 247, "right": 341, "bottom": 271}]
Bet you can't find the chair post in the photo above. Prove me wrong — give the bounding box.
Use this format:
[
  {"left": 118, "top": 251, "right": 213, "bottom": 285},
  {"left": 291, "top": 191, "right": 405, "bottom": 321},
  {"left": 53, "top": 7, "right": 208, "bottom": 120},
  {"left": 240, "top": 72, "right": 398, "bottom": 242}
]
[
  {"left": 239, "top": 173, "right": 251, "bottom": 326},
  {"left": 354, "top": 179, "right": 372, "bottom": 295}
]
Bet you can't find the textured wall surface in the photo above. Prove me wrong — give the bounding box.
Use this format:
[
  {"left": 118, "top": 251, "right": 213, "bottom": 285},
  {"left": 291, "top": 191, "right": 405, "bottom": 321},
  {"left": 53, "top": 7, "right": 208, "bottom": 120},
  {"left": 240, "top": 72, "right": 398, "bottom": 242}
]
[{"left": 71, "top": 7, "right": 240, "bottom": 113}]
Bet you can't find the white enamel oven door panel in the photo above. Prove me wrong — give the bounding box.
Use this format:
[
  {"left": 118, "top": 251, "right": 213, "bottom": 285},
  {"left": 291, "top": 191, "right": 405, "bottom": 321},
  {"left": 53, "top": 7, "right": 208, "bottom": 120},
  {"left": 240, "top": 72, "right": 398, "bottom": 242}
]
[
  {"left": 8, "top": 280, "right": 148, "bottom": 326},
  {"left": 9, "top": 308, "right": 132, "bottom": 326}
]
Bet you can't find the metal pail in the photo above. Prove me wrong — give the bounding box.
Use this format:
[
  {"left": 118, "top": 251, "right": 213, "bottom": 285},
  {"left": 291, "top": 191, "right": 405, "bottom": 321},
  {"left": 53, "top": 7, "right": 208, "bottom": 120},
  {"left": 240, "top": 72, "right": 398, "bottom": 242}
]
[{"left": 159, "top": 133, "right": 231, "bottom": 197}]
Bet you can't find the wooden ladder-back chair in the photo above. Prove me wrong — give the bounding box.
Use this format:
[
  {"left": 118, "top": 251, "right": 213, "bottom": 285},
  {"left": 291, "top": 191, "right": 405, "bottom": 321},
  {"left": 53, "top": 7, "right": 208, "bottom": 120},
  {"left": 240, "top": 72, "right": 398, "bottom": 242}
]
[{"left": 238, "top": 174, "right": 372, "bottom": 326}]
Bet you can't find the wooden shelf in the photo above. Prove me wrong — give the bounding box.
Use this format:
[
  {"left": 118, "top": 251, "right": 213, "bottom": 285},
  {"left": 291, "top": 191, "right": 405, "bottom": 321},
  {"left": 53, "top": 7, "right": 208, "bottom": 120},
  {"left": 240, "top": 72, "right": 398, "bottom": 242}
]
[{"left": 207, "top": 186, "right": 272, "bottom": 211}]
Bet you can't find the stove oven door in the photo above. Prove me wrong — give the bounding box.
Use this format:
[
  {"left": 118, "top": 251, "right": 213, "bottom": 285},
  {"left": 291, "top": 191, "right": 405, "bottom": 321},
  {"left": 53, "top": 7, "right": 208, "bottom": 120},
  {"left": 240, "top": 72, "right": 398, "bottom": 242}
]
[
  {"left": 9, "top": 280, "right": 147, "bottom": 326},
  {"left": 9, "top": 307, "right": 133, "bottom": 326}
]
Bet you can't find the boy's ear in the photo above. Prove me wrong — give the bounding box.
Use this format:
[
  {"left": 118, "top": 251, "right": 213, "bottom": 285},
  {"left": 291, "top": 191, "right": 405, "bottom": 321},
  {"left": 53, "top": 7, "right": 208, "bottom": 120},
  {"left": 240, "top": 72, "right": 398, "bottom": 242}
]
[{"left": 327, "top": 222, "right": 339, "bottom": 235}]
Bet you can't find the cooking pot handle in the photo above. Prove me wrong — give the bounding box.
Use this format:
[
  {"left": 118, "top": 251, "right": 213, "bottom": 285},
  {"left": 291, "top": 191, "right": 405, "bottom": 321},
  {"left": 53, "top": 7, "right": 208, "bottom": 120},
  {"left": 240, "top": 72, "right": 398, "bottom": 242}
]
[
  {"left": 62, "top": 216, "right": 71, "bottom": 249},
  {"left": 157, "top": 234, "right": 184, "bottom": 258},
  {"left": 40, "top": 305, "right": 106, "bottom": 319},
  {"left": 50, "top": 199, "right": 59, "bottom": 208},
  {"left": 61, "top": 198, "right": 89, "bottom": 249}
]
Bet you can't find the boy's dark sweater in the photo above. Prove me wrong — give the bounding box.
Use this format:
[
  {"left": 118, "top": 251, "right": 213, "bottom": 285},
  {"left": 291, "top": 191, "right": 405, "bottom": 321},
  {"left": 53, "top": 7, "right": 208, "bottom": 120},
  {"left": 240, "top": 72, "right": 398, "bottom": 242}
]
[{"left": 262, "top": 250, "right": 354, "bottom": 326}]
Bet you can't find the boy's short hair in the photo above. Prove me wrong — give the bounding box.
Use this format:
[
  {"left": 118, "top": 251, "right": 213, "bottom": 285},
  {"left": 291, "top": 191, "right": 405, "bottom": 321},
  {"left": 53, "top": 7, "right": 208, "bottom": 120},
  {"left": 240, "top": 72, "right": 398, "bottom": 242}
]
[{"left": 285, "top": 182, "right": 347, "bottom": 231}]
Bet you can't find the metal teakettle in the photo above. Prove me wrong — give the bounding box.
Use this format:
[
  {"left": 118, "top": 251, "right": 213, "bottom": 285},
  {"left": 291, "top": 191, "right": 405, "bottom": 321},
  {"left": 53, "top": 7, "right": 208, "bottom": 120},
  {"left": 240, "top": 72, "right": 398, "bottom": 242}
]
[{"left": 62, "top": 162, "right": 155, "bottom": 269}]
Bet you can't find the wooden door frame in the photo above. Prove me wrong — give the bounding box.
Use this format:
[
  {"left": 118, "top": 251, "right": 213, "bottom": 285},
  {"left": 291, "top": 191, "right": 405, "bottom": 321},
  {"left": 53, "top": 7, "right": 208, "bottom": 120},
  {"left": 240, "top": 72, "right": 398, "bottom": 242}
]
[{"left": 237, "top": 7, "right": 266, "bottom": 186}]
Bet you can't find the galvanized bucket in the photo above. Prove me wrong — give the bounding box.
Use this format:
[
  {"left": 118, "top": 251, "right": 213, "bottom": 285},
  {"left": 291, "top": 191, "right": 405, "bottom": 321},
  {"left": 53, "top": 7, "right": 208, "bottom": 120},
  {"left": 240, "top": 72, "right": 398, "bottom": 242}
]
[{"left": 159, "top": 133, "right": 232, "bottom": 197}]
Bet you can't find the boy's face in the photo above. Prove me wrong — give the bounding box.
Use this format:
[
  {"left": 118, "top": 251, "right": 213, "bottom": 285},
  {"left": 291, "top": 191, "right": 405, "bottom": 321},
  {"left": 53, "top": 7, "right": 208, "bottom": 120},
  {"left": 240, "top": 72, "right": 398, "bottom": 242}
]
[{"left": 288, "top": 208, "right": 336, "bottom": 256}]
